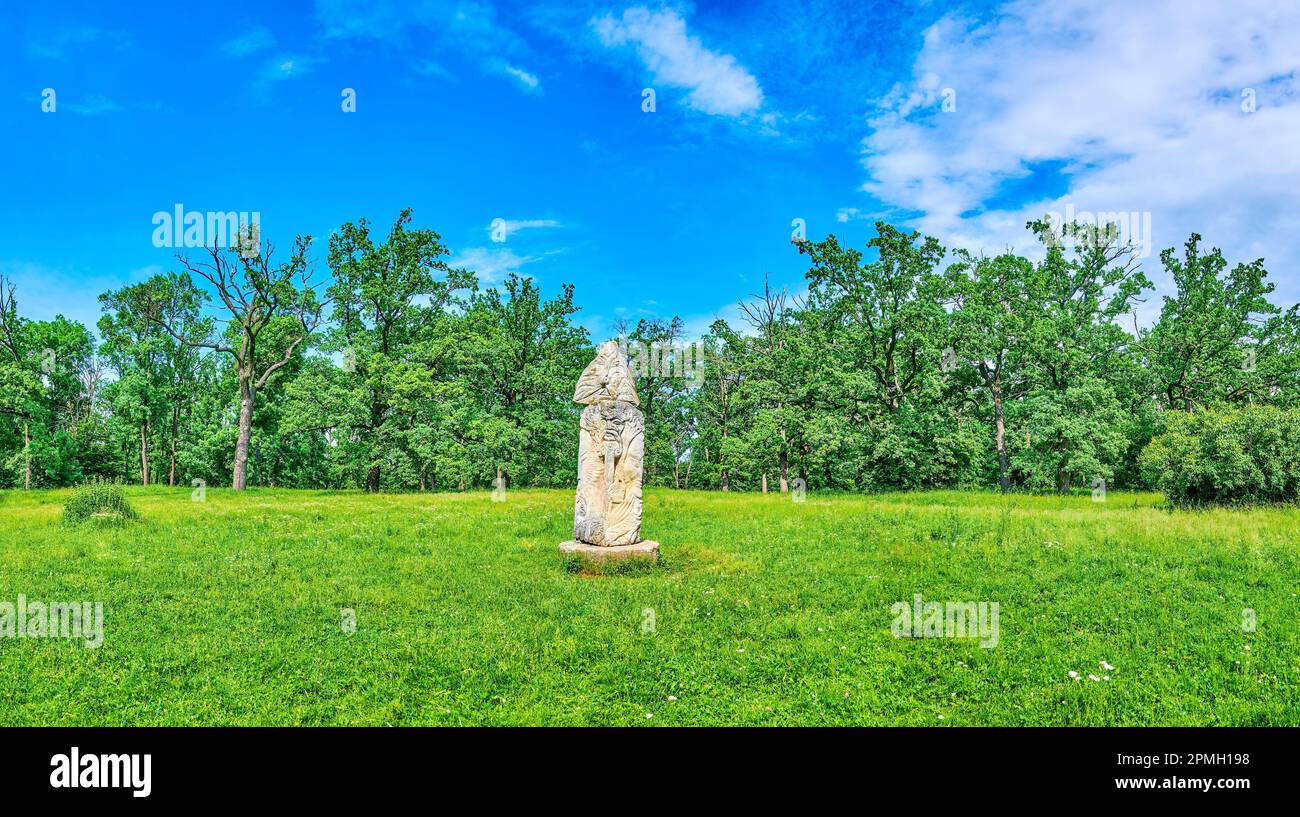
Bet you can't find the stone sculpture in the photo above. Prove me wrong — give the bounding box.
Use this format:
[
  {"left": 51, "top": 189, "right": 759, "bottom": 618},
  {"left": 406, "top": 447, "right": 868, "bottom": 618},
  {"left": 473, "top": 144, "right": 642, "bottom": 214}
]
[{"left": 559, "top": 341, "right": 660, "bottom": 564}]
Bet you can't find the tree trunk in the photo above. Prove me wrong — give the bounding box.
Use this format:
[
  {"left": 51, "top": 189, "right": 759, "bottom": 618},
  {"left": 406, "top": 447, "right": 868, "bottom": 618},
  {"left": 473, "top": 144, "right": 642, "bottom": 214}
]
[
  {"left": 1056, "top": 445, "right": 1071, "bottom": 494},
  {"left": 232, "top": 376, "right": 254, "bottom": 491},
  {"left": 992, "top": 379, "right": 1010, "bottom": 492},
  {"left": 367, "top": 401, "right": 385, "bottom": 490},
  {"left": 761, "top": 472, "right": 768, "bottom": 493},
  {"left": 23, "top": 422, "right": 31, "bottom": 490},
  {"left": 779, "top": 447, "right": 789, "bottom": 492},
  {"left": 139, "top": 418, "right": 150, "bottom": 486},
  {"left": 168, "top": 406, "right": 179, "bottom": 487}
]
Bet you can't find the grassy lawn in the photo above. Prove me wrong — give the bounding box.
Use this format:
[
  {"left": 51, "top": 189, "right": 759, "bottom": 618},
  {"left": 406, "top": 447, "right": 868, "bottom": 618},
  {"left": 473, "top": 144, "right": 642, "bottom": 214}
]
[{"left": 0, "top": 487, "right": 1296, "bottom": 726}]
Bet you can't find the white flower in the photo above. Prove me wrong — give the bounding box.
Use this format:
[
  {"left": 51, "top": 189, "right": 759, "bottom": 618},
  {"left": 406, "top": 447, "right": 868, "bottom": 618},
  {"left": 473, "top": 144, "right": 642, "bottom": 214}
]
[
  {"left": 667, "top": 695, "right": 678, "bottom": 702},
  {"left": 937, "top": 715, "right": 945, "bottom": 720},
  {"left": 1068, "top": 670, "right": 1079, "bottom": 679},
  {"left": 1103, "top": 676, "right": 1111, "bottom": 681},
  {"left": 1088, "top": 674, "right": 1100, "bottom": 682},
  {"left": 736, "top": 648, "right": 745, "bottom": 653},
  {"left": 645, "top": 713, "right": 653, "bottom": 719},
  {"left": 1100, "top": 660, "right": 1115, "bottom": 671}
]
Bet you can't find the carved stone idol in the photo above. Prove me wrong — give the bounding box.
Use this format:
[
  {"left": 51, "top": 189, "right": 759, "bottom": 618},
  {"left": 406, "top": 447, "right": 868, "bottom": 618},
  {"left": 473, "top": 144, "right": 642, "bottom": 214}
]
[{"left": 559, "top": 341, "right": 660, "bottom": 564}]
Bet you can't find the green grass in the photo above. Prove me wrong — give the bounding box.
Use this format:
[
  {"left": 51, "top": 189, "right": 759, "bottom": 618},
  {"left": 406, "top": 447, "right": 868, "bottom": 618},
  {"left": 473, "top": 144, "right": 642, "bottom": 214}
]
[{"left": 1, "top": 487, "right": 1296, "bottom": 725}]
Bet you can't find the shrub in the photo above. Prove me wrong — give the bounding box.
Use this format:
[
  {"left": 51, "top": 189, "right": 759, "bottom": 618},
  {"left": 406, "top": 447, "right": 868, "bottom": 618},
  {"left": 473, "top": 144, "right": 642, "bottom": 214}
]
[
  {"left": 62, "top": 478, "right": 138, "bottom": 525},
  {"left": 1140, "top": 406, "right": 1300, "bottom": 506}
]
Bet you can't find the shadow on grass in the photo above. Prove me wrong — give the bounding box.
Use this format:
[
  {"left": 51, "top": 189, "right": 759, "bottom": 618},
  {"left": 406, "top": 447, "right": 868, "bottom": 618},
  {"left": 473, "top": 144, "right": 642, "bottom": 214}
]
[{"left": 561, "top": 553, "right": 666, "bottom": 578}]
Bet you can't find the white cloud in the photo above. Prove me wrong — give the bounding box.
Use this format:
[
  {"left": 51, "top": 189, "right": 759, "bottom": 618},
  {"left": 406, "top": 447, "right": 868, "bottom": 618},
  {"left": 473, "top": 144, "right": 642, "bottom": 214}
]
[
  {"left": 314, "top": 0, "right": 409, "bottom": 39},
  {"left": 0, "top": 261, "right": 118, "bottom": 332},
  {"left": 449, "top": 247, "right": 539, "bottom": 285},
  {"left": 224, "top": 27, "right": 276, "bottom": 57},
  {"left": 254, "top": 54, "right": 321, "bottom": 92},
  {"left": 28, "top": 27, "right": 129, "bottom": 59},
  {"left": 486, "top": 218, "right": 561, "bottom": 239},
  {"left": 314, "top": 0, "right": 537, "bottom": 93},
  {"left": 414, "top": 60, "right": 454, "bottom": 80},
  {"left": 269, "top": 56, "right": 314, "bottom": 79},
  {"left": 61, "top": 95, "right": 122, "bottom": 116},
  {"left": 494, "top": 62, "right": 541, "bottom": 92},
  {"left": 860, "top": 0, "right": 1300, "bottom": 308},
  {"left": 590, "top": 7, "right": 763, "bottom": 117}
]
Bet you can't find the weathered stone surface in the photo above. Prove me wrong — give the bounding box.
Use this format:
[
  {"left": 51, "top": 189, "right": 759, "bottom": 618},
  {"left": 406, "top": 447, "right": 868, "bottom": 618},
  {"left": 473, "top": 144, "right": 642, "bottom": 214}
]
[
  {"left": 559, "top": 540, "right": 660, "bottom": 564},
  {"left": 570, "top": 340, "right": 645, "bottom": 547},
  {"left": 573, "top": 340, "right": 639, "bottom": 406}
]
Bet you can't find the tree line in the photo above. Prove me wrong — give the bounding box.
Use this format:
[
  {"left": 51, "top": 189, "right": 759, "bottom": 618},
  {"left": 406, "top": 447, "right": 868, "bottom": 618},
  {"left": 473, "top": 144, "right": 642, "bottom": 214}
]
[{"left": 2, "top": 209, "right": 1296, "bottom": 494}]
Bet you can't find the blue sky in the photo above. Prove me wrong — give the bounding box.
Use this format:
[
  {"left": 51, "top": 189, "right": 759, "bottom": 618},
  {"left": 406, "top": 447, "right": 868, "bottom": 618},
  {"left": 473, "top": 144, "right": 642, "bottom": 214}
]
[{"left": 3, "top": 0, "right": 1297, "bottom": 341}]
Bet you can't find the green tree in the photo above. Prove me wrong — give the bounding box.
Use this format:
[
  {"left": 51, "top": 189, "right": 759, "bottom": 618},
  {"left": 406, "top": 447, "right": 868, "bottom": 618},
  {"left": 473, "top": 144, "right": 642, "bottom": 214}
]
[
  {"left": 140, "top": 237, "right": 323, "bottom": 490},
  {"left": 287, "top": 209, "right": 471, "bottom": 491},
  {"left": 1146, "top": 233, "right": 1282, "bottom": 411},
  {"left": 943, "top": 251, "right": 1035, "bottom": 491},
  {"left": 1019, "top": 219, "right": 1152, "bottom": 492}
]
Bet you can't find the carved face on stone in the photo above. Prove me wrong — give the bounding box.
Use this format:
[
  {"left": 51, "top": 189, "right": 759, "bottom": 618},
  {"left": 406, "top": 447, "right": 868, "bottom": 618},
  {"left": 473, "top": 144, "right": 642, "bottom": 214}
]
[
  {"left": 572, "top": 340, "right": 644, "bottom": 546},
  {"left": 574, "top": 340, "right": 639, "bottom": 406}
]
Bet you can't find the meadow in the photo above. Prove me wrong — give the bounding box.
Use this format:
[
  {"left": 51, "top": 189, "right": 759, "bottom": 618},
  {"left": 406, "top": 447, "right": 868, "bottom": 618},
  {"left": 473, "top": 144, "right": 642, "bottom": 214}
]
[{"left": 0, "top": 487, "right": 1296, "bottom": 726}]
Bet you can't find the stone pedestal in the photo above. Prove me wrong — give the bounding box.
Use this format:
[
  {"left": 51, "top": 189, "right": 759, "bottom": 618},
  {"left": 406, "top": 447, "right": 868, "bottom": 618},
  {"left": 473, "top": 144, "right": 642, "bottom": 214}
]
[{"left": 559, "top": 539, "right": 660, "bottom": 564}]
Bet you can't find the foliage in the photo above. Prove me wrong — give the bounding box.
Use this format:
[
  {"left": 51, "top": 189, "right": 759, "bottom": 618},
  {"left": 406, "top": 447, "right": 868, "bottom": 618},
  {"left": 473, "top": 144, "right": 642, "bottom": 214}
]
[
  {"left": 0, "top": 214, "right": 1295, "bottom": 500},
  {"left": 61, "top": 478, "right": 138, "bottom": 525},
  {"left": 1141, "top": 406, "right": 1300, "bottom": 506}
]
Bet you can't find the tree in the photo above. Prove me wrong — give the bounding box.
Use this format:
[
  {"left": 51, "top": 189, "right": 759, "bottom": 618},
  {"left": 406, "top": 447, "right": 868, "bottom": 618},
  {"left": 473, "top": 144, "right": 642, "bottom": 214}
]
[
  {"left": 0, "top": 279, "right": 95, "bottom": 488},
  {"left": 944, "top": 251, "right": 1034, "bottom": 491},
  {"left": 737, "top": 275, "right": 801, "bottom": 492},
  {"left": 136, "top": 237, "right": 324, "bottom": 490},
  {"left": 459, "top": 274, "right": 590, "bottom": 489},
  {"left": 1019, "top": 219, "right": 1152, "bottom": 492},
  {"left": 622, "top": 316, "right": 696, "bottom": 487},
  {"left": 293, "top": 209, "right": 472, "bottom": 491},
  {"left": 797, "top": 224, "right": 947, "bottom": 413},
  {"left": 1146, "top": 233, "right": 1281, "bottom": 412},
  {"left": 99, "top": 277, "right": 188, "bottom": 485},
  {"left": 693, "top": 320, "right": 747, "bottom": 491}
]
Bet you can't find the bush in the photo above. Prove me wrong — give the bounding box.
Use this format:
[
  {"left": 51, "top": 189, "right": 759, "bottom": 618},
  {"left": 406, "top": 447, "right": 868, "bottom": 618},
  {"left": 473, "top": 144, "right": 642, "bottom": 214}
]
[
  {"left": 62, "top": 478, "right": 138, "bottom": 525},
  {"left": 1140, "top": 406, "right": 1300, "bottom": 506}
]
